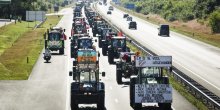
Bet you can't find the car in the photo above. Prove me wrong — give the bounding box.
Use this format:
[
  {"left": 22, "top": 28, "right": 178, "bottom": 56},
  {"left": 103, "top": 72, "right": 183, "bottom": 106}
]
[
  {"left": 128, "top": 21, "right": 137, "bottom": 30},
  {"left": 123, "top": 14, "right": 129, "bottom": 18},
  {"left": 158, "top": 24, "right": 170, "bottom": 37},
  {"left": 109, "top": 6, "right": 114, "bottom": 11},
  {"left": 127, "top": 16, "right": 132, "bottom": 21},
  {"left": 107, "top": 11, "right": 112, "bottom": 14}
]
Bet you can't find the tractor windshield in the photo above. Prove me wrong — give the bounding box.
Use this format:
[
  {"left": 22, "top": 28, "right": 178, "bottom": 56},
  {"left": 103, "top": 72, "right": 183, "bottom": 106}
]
[
  {"left": 112, "top": 39, "right": 125, "bottom": 48},
  {"left": 80, "top": 70, "right": 96, "bottom": 83},
  {"left": 78, "top": 39, "right": 92, "bottom": 49},
  {"left": 141, "top": 67, "right": 160, "bottom": 77},
  {"left": 48, "top": 33, "right": 61, "bottom": 41}
]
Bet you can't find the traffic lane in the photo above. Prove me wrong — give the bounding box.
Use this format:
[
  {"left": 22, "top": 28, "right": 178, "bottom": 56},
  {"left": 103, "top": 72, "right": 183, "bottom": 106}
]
[
  {"left": 96, "top": 4, "right": 197, "bottom": 110},
  {"left": 97, "top": 4, "right": 220, "bottom": 96},
  {"left": 0, "top": 8, "right": 73, "bottom": 110}
]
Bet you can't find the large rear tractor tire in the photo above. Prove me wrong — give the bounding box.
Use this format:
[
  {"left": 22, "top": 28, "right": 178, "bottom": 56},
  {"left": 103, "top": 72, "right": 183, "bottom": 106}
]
[{"left": 116, "top": 70, "right": 122, "bottom": 84}]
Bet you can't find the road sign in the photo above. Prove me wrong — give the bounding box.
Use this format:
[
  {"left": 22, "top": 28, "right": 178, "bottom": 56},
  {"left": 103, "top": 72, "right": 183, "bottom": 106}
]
[
  {"left": 26, "top": 11, "right": 46, "bottom": 21},
  {"left": 0, "top": 0, "right": 11, "bottom": 4},
  {"left": 135, "top": 56, "right": 172, "bottom": 67},
  {"left": 125, "top": 3, "right": 135, "bottom": 10},
  {"left": 135, "top": 84, "right": 172, "bottom": 103}
]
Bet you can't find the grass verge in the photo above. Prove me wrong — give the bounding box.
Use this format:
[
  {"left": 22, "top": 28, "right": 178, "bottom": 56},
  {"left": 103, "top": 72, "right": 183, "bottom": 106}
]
[
  {"left": 127, "top": 41, "right": 208, "bottom": 110},
  {"left": 0, "top": 15, "right": 62, "bottom": 80},
  {"left": 112, "top": 3, "right": 220, "bottom": 48}
]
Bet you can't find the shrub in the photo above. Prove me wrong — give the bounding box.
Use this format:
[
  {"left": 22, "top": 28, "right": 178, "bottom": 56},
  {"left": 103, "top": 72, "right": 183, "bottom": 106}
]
[{"left": 209, "top": 10, "right": 220, "bottom": 33}]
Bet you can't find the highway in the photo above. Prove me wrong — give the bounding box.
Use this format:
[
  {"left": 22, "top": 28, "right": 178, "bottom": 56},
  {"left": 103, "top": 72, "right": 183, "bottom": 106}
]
[
  {"left": 96, "top": 3, "right": 220, "bottom": 97},
  {"left": 0, "top": 4, "right": 196, "bottom": 110},
  {"left": 0, "top": 8, "right": 73, "bottom": 110}
]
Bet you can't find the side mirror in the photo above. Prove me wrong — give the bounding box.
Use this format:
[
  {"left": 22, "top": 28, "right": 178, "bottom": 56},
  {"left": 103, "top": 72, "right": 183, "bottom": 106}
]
[
  {"left": 98, "top": 52, "right": 100, "bottom": 57},
  {"left": 69, "top": 37, "right": 71, "bottom": 39},
  {"left": 95, "top": 39, "right": 97, "bottom": 42},
  {"left": 73, "top": 61, "right": 77, "bottom": 66},
  {"left": 102, "top": 72, "right": 105, "bottom": 77},
  {"left": 69, "top": 71, "right": 73, "bottom": 76},
  {"left": 64, "top": 29, "right": 66, "bottom": 32}
]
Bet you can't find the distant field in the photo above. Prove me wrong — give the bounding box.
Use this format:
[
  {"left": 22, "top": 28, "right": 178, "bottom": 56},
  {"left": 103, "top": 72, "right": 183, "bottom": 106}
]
[{"left": 0, "top": 15, "right": 62, "bottom": 80}]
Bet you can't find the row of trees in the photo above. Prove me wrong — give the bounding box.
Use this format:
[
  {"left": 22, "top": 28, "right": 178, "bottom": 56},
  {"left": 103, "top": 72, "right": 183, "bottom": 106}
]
[
  {"left": 0, "top": 0, "right": 65, "bottom": 20},
  {"left": 120, "top": 0, "right": 220, "bottom": 33}
]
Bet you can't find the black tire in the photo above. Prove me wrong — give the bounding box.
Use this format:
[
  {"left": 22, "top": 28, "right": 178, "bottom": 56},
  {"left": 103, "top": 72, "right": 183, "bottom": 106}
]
[
  {"left": 116, "top": 70, "right": 122, "bottom": 84},
  {"left": 44, "top": 40, "right": 47, "bottom": 49},
  {"left": 134, "top": 103, "right": 142, "bottom": 110},
  {"left": 98, "top": 39, "right": 102, "bottom": 48},
  {"left": 97, "top": 93, "right": 105, "bottom": 110},
  {"left": 102, "top": 46, "right": 107, "bottom": 56},
  {"left": 130, "top": 77, "right": 136, "bottom": 107},
  {"left": 71, "top": 97, "right": 78, "bottom": 110},
  {"left": 59, "top": 48, "right": 64, "bottom": 54},
  {"left": 159, "top": 103, "right": 171, "bottom": 110},
  {"left": 108, "top": 50, "right": 114, "bottom": 64}
]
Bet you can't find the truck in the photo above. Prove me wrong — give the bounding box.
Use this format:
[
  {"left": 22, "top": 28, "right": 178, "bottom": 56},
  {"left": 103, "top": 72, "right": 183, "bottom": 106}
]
[
  {"left": 44, "top": 27, "right": 65, "bottom": 54},
  {"left": 69, "top": 49, "right": 105, "bottom": 110},
  {"left": 115, "top": 52, "right": 138, "bottom": 84},
  {"left": 130, "top": 56, "right": 173, "bottom": 110}
]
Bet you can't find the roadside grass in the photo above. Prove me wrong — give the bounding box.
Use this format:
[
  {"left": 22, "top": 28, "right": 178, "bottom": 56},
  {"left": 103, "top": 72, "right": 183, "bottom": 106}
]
[
  {"left": 0, "top": 21, "right": 37, "bottom": 54},
  {"left": 0, "top": 16, "right": 62, "bottom": 80},
  {"left": 127, "top": 42, "right": 208, "bottom": 110},
  {"left": 112, "top": 3, "right": 220, "bottom": 48}
]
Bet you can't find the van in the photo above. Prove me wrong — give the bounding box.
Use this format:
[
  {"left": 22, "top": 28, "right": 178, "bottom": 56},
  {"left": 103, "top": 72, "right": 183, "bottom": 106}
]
[{"left": 158, "top": 24, "right": 170, "bottom": 37}]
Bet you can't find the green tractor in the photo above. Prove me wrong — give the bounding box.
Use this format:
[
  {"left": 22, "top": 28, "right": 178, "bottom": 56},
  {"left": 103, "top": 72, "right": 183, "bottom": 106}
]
[
  {"left": 130, "top": 56, "right": 173, "bottom": 110},
  {"left": 69, "top": 49, "right": 106, "bottom": 110},
  {"left": 44, "top": 28, "right": 65, "bottom": 55}
]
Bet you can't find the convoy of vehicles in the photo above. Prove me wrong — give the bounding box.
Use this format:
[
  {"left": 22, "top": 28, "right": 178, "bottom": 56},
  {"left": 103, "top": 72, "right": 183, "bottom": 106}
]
[{"left": 44, "top": 2, "right": 173, "bottom": 110}]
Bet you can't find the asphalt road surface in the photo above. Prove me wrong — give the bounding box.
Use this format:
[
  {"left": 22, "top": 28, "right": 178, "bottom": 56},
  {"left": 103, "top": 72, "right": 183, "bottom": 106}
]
[
  {"left": 96, "top": 3, "right": 220, "bottom": 97},
  {"left": 0, "top": 5, "right": 196, "bottom": 110},
  {"left": 0, "top": 8, "right": 73, "bottom": 110}
]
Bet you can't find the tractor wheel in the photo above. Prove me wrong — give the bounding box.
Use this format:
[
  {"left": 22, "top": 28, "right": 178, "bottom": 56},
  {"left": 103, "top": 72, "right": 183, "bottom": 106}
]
[
  {"left": 108, "top": 51, "right": 114, "bottom": 64},
  {"left": 134, "top": 103, "right": 142, "bottom": 110},
  {"left": 98, "top": 39, "right": 102, "bottom": 48},
  {"left": 102, "top": 46, "right": 107, "bottom": 56},
  {"left": 159, "top": 103, "right": 171, "bottom": 110},
  {"left": 130, "top": 77, "right": 136, "bottom": 107},
  {"left": 70, "top": 97, "right": 78, "bottom": 110},
  {"left": 44, "top": 40, "right": 47, "bottom": 49},
  {"left": 97, "top": 93, "right": 105, "bottom": 110},
  {"left": 59, "top": 48, "right": 64, "bottom": 55},
  {"left": 116, "top": 70, "right": 122, "bottom": 84}
]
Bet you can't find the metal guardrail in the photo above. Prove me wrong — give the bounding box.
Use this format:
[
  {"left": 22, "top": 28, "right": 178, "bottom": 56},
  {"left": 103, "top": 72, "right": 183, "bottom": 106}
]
[{"left": 92, "top": 3, "right": 220, "bottom": 110}]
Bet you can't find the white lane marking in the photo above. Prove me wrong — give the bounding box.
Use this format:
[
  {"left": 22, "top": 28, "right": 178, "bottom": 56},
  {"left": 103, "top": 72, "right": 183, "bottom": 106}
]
[
  {"left": 174, "top": 60, "right": 220, "bottom": 91},
  {"left": 114, "top": 99, "right": 119, "bottom": 103}
]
